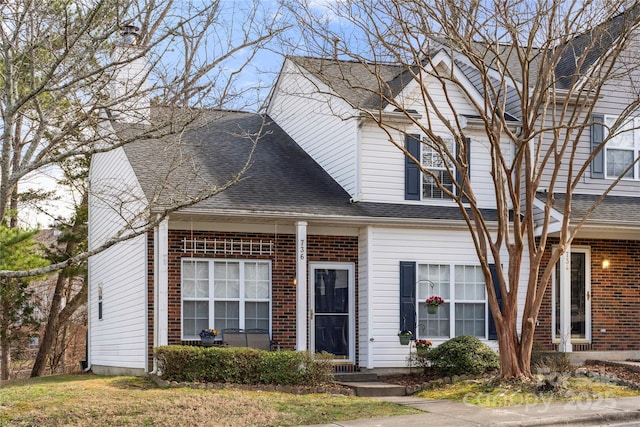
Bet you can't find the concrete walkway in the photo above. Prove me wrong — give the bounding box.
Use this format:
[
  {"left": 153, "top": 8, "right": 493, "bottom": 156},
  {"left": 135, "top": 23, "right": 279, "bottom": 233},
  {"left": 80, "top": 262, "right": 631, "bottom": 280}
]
[{"left": 303, "top": 394, "right": 640, "bottom": 426}]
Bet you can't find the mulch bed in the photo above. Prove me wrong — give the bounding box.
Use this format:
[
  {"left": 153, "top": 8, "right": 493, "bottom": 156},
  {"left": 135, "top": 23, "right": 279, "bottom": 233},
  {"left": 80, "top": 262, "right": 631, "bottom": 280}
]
[
  {"left": 379, "top": 362, "right": 640, "bottom": 391},
  {"left": 150, "top": 374, "right": 355, "bottom": 396}
]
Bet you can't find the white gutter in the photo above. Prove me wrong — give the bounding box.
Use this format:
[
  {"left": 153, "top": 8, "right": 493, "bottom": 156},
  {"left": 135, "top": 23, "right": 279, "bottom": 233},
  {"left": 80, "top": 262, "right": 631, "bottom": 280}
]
[{"left": 167, "top": 208, "right": 498, "bottom": 230}]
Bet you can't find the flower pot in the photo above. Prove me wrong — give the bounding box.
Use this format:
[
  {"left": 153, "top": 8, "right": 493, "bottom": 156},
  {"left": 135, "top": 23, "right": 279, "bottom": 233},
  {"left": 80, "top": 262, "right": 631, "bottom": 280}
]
[
  {"left": 427, "top": 305, "right": 438, "bottom": 314},
  {"left": 398, "top": 334, "right": 412, "bottom": 345},
  {"left": 200, "top": 336, "right": 217, "bottom": 346}
]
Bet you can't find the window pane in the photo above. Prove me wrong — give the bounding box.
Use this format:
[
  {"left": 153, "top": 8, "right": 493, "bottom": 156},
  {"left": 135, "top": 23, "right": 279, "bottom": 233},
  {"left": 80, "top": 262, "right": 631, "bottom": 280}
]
[
  {"left": 214, "top": 261, "right": 240, "bottom": 298},
  {"left": 245, "top": 262, "right": 270, "bottom": 299},
  {"left": 183, "top": 261, "right": 195, "bottom": 278},
  {"left": 606, "top": 117, "right": 634, "bottom": 149},
  {"left": 314, "top": 269, "right": 348, "bottom": 314},
  {"left": 183, "top": 300, "right": 209, "bottom": 338},
  {"left": 423, "top": 170, "right": 454, "bottom": 199},
  {"left": 182, "top": 279, "right": 196, "bottom": 298},
  {"left": 455, "top": 303, "right": 485, "bottom": 337},
  {"left": 183, "top": 260, "right": 209, "bottom": 298},
  {"left": 214, "top": 301, "right": 240, "bottom": 330},
  {"left": 183, "top": 301, "right": 195, "bottom": 318},
  {"left": 245, "top": 302, "right": 269, "bottom": 330},
  {"left": 455, "top": 266, "right": 485, "bottom": 300},
  {"left": 418, "top": 302, "right": 450, "bottom": 338},
  {"left": 418, "top": 264, "right": 450, "bottom": 299},
  {"left": 606, "top": 149, "right": 634, "bottom": 178}
]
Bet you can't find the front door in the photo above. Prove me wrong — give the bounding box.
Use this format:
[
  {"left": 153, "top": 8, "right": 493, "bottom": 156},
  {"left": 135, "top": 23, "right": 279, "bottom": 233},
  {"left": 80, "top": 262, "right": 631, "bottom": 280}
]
[
  {"left": 553, "top": 248, "right": 591, "bottom": 343},
  {"left": 310, "top": 263, "right": 354, "bottom": 362}
]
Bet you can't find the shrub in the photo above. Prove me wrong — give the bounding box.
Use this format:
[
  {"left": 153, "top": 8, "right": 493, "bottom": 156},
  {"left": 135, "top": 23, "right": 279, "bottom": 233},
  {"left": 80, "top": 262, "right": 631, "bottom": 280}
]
[
  {"left": 155, "top": 346, "right": 334, "bottom": 386},
  {"left": 425, "top": 336, "right": 499, "bottom": 377}
]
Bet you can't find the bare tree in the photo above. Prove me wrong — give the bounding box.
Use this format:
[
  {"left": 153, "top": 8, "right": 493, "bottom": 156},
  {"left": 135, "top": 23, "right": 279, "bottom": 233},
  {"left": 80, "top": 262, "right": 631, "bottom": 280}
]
[
  {"left": 283, "top": 0, "right": 640, "bottom": 379},
  {"left": 0, "top": 0, "right": 286, "bottom": 261},
  {"left": 0, "top": 0, "right": 286, "bottom": 376}
]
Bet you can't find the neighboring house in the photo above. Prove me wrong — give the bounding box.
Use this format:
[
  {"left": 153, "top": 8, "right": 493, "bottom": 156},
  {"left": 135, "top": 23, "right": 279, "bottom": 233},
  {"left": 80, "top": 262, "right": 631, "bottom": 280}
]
[{"left": 88, "top": 13, "right": 640, "bottom": 375}]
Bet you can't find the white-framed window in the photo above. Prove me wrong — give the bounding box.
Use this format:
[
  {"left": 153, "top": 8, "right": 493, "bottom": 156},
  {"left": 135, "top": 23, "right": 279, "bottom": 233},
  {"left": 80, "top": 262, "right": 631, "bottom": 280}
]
[
  {"left": 605, "top": 116, "right": 640, "bottom": 179},
  {"left": 417, "top": 263, "right": 487, "bottom": 339},
  {"left": 181, "top": 258, "right": 271, "bottom": 340},
  {"left": 421, "top": 137, "right": 455, "bottom": 199}
]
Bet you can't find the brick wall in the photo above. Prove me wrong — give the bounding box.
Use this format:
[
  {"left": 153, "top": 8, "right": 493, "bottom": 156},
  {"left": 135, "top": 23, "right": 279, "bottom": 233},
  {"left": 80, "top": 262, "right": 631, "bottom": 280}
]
[
  {"left": 147, "top": 229, "right": 358, "bottom": 370},
  {"left": 534, "top": 239, "right": 640, "bottom": 351}
]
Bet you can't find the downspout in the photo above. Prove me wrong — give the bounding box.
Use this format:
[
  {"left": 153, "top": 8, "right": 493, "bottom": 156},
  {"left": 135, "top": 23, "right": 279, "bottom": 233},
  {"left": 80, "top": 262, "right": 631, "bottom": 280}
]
[
  {"left": 151, "top": 224, "right": 159, "bottom": 373},
  {"left": 84, "top": 184, "right": 93, "bottom": 373},
  {"left": 152, "top": 218, "right": 169, "bottom": 373}
]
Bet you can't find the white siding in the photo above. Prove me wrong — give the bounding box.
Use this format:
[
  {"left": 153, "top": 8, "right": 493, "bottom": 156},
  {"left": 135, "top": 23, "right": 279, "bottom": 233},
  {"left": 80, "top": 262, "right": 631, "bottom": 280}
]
[
  {"left": 357, "top": 227, "right": 370, "bottom": 368},
  {"left": 88, "top": 146, "right": 149, "bottom": 371},
  {"left": 268, "top": 60, "right": 359, "bottom": 197},
  {"left": 537, "top": 38, "right": 640, "bottom": 198},
  {"left": 366, "top": 227, "right": 528, "bottom": 368},
  {"left": 359, "top": 122, "right": 503, "bottom": 209},
  {"left": 358, "top": 68, "right": 507, "bottom": 208}
]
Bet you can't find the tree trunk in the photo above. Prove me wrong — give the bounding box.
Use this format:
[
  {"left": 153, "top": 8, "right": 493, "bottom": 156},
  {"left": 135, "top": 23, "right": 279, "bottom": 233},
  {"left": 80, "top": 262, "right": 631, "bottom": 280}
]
[
  {"left": 31, "top": 192, "right": 87, "bottom": 378},
  {"left": 0, "top": 335, "right": 9, "bottom": 381},
  {"left": 0, "top": 302, "right": 10, "bottom": 381},
  {"left": 31, "top": 271, "right": 68, "bottom": 377}
]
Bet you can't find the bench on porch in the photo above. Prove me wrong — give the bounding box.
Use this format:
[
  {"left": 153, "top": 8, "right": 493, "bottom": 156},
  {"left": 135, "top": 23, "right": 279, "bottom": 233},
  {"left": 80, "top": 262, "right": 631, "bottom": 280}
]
[{"left": 220, "top": 328, "right": 280, "bottom": 351}]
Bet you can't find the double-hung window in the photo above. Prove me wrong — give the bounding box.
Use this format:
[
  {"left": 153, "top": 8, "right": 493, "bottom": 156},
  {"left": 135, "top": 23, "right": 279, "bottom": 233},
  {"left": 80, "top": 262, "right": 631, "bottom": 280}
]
[
  {"left": 416, "top": 264, "right": 486, "bottom": 339},
  {"left": 405, "top": 134, "right": 468, "bottom": 201},
  {"left": 604, "top": 116, "right": 640, "bottom": 179},
  {"left": 181, "top": 259, "right": 271, "bottom": 340},
  {"left": 421, "top": 137, "right": 455, "bottom": 199}
]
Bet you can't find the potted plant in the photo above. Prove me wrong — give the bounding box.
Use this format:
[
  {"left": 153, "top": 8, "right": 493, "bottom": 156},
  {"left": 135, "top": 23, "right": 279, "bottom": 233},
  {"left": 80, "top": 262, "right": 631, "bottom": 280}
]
[
  {"left": 199, "top": 328, "right": 218, "bottom": 346},
  {"left": 398, "top": 330, "right": 413, "bottom": 345},
  {"left": 414, "top": 339, "right": 432, "bottom": 355},
  {"left": 426, "top": 296, "right": 445, "bottom": 314}
]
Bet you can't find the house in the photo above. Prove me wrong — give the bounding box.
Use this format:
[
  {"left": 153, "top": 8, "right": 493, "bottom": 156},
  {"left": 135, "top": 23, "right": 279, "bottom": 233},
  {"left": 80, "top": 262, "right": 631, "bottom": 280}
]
[{"left": 87, "top": 13, "right": 640, "bottom": 375}]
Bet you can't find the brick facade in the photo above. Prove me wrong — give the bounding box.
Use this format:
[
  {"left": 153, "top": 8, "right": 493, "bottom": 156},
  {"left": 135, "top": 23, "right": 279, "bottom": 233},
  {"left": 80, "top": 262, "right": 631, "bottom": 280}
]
[
  {"left": 534, "top": 239, "right": 640, "bottom": 351},
  {"left": 147, "top": 229, "right": 358, "bottom": 370}
]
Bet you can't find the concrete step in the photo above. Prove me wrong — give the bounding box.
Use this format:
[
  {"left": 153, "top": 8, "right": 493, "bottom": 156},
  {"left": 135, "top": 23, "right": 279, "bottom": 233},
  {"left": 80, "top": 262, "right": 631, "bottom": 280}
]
[
  {"left": 337, "top": 381, "right": 407, "bottom": 397},
  {"left": 334, "top": 372, "right": 379, "bottom": 382}
]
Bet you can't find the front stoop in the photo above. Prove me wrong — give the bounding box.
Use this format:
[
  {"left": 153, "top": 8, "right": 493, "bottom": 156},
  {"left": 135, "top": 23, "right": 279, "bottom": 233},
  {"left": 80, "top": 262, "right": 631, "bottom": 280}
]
[
  {"left": 337, "top": 381, "right": 407, "bottom": 397},
  {"left": 334, "top": 372, "right": 407, "bottom": 397}
]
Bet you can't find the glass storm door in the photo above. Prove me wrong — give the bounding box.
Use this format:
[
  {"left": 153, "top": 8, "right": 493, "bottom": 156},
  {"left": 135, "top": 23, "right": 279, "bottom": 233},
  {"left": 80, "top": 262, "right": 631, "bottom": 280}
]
[
  {"left": 310, "top": 263, "right": 354, "bottom": 361},
  {"left": 554, "top": 249, "right": 591, "bottom": 342}
]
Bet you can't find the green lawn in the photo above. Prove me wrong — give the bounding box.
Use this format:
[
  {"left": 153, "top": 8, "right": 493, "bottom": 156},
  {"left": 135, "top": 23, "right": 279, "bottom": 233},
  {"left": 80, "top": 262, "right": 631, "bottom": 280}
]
[{"left": 0, "top": 374, "right": 418, "bottom": 426}]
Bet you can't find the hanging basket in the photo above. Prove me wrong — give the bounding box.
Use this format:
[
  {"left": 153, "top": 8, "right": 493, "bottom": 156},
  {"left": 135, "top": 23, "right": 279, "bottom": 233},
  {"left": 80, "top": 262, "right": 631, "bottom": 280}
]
[
  {"left": 427, "top": 305, "right": 439, "bottom": 314},
  {"left": 398, "top": 334, "right": 412, "bottom": 345}
]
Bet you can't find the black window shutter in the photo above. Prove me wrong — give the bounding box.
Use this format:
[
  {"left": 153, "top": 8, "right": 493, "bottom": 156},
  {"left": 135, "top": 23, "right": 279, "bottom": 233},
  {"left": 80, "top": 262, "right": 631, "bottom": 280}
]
[
  {"left": 488, "top": 264, "right": 502, "bottom": 340},
  {"left": 405, "top": 134, "right": 421, "bottom": 200},
  {"left": 591, "top": 115, "right": 605, "bottom": 179},
  {"left": 455, "top": 137, "right": 471, "bottom": 201},
  {"left": 399, "top": 261, "right": 416, "bottom": 338}
]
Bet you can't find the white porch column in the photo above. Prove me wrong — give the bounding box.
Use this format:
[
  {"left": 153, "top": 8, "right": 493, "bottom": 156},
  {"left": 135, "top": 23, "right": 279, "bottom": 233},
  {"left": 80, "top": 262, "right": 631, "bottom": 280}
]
[
  {"left": 156, "top": 219, "right": 169, "bottom": 347},
  {"left": 559, "top": 248, "right": 572, "bottom": 352},
  {"left": 296, "top": 221, "right": 308, "bottom": 351}
]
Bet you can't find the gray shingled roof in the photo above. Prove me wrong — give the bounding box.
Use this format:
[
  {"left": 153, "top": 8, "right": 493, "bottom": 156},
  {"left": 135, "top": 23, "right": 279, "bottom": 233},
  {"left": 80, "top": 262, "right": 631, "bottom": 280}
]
[
  {"left": 291, "top": 7, "right": 637, "bottom": 114},
  {"left": 289, "top": 56, "right": 408, "bottom": 110},
  {"left": 554, "top": 7, "right": 640, "bottom": 89},
  {"left": 117, "top": 109, "right": 498, "bottom": 223},
  {"left": 543, "top": 193, "right": 640, "bottom": 225}
]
